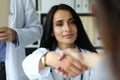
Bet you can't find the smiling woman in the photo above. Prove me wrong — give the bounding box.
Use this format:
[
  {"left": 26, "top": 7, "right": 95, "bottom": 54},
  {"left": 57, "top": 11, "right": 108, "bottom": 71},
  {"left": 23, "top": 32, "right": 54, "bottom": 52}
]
[
  {"left": 52, "top": 10, "right": 77, "bottom": 49},
  {"left": 22, "top": 4, "right": 97, "bottom": 80}
]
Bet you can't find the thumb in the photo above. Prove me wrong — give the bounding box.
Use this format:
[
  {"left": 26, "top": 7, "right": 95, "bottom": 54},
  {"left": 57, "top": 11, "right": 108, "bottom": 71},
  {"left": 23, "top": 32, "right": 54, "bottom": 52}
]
[{"left": 58, "top": 51, "right": 66, "bottom": 60}]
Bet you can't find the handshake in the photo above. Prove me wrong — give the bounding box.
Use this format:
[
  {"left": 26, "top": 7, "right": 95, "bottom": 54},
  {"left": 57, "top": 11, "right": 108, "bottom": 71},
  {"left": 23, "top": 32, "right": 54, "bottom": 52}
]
[
  {"left": 55, "top": 48, "right": 101, "bottom": 77},
  {"left": 59, "top": 48, "right": 101, "bottom": 68},
  {"left": 44, "top": 48, "right": 102, "bottom": 78}
]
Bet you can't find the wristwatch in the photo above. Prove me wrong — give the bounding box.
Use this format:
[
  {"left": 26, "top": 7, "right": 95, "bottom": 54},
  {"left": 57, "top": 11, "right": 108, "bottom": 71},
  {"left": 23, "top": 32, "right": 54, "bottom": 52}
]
[{"left": 41, "top": 54, "right": 47, "bottom": 67}]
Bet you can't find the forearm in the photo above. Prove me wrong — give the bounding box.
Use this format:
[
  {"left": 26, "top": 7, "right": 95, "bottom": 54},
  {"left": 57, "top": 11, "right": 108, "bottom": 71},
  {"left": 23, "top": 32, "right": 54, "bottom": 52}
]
[
  {"left": 14, "top": 27, "right": 42, "bottom": 47},
  {"left": 45, "top": 51, "right": 59, "bottom": 67},
  {"left": 82, "top": 53, "right": 103, "bottom": 68},
  {"left": 62, "top": 49, "right": 103, "bottom": 68}
]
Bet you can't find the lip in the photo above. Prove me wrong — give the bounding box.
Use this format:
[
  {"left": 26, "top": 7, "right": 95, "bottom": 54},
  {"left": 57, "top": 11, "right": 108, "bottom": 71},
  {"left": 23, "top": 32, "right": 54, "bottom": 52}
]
[{"left": 63, "top": 34, "right": 74, "bottom": 38}]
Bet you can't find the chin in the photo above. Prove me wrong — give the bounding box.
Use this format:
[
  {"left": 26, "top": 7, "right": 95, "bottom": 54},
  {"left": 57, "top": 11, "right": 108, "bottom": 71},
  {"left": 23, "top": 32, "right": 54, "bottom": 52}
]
[{"left": 64, "top": 41, "right": 75, "bottom": 44}]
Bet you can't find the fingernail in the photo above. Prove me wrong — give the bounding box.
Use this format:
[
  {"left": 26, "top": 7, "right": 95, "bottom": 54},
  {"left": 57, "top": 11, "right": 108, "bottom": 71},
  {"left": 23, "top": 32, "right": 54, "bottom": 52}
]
[
  {"left": 58, "top": 67, "right": 65, "bottom": 73},
  {"left": 57, "top": 67, "right": 61, "bottom": 71},
  {"left": 58, "top": 56, "right": 62, "bottom": 60},
  {"left": 60, "top": 68, "right": 64, "bottom": 71},
  {"left": 62, "top": 71, "right": 66, "bottom": 74}
]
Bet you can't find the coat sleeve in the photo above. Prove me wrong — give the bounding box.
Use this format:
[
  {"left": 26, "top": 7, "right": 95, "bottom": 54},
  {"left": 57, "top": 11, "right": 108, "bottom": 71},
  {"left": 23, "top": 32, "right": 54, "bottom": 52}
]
[
  {"left": 22, "top": 48, "right": 51, "bottom": 79},
  {"left": 13, "top": 0, "right": 43, "bottom": 47}
]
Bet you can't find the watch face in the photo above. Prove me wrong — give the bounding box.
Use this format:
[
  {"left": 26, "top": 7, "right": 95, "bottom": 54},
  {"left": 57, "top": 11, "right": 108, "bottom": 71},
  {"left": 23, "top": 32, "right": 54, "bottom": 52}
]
[
  {"left": 41, "top": 54, "right": 47, "bottom": 67},
  {"left": 41, "top": 56, "right": 45, "bottom": 64}
]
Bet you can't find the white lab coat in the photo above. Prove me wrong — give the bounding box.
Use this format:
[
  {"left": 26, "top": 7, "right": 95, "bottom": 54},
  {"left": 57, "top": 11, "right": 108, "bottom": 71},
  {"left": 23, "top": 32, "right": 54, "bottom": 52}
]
[
  {"left": 22, "top": 47, "right": 93, "bottom": 80},
  {"left": 5, "top": 0, "right": 43, "bottom": 80}
]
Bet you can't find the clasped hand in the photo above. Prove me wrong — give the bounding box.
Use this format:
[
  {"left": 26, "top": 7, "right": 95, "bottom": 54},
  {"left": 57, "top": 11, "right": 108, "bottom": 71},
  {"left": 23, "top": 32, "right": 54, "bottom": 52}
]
[
  {"left": 0, "top": 27, "right": 16, "bottom": 42},
  {"left": 46, "top": 48, "right": 88, "bottom": 78}
]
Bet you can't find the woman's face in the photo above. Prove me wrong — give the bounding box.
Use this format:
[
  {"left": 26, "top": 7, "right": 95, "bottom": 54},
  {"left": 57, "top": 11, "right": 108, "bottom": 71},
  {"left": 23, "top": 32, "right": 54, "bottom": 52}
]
[{"left": 52, "top": 10, "right": 77, "bottom": 47}]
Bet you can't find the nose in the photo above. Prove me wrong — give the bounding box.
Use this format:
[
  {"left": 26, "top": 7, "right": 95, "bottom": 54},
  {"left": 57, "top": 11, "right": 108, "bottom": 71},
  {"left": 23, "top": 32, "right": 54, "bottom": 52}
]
[{"left": 64, "top": 23, "right": 71, "bottom": 32}]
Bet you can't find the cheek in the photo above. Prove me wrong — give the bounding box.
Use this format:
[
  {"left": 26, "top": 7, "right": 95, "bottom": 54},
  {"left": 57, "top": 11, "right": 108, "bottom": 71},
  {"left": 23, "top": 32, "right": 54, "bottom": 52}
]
[
  {"left": 53, "top": 28, "right": 62, "bottom": 37},
  {"left": 73, "top": 26, "right": 77, "bottom": 35},
  {"left": 75, "top": 27, "right": 77, "bottom": 34},
  {"left": 71, "top": 26, "right": 78, "bottom": 41}
]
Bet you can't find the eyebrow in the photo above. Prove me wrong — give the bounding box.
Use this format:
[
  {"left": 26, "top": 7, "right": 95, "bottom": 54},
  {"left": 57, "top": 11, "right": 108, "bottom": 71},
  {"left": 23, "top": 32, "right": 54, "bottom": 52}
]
[
  {"left": 68, "top": 18, "right": 74, "bottom": 21},
  {"left": 54, "top": 17, "right": 74, "bottom": 23},
  {"left": 55, "top": 20, "right": 63, "bottom": 23}
]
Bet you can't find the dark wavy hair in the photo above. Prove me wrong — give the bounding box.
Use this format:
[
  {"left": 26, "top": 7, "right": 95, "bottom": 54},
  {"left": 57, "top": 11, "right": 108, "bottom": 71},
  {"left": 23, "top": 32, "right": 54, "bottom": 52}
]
[{"left": 40, "top": 4, "right": 96, "bottom": 53}]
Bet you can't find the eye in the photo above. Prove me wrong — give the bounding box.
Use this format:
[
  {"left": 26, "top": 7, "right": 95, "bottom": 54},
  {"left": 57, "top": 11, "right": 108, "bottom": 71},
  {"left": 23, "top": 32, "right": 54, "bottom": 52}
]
[
  {"left": 69, "top": 19, "right": 76, "bottom": 24},
  {"left": 56, "top": 20, "right": 63, "bottom": 26}
]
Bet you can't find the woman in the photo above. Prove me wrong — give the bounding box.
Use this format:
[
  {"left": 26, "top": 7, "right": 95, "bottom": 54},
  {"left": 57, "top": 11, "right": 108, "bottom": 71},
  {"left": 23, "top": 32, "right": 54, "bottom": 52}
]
[{"left": 22, "top": 4, "right": 96, "bottom": 80}]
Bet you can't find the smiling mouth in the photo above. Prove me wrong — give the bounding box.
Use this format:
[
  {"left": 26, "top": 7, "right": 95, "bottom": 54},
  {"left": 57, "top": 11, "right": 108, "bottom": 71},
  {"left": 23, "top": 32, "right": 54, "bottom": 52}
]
[{"left": 64, "top": 34, "right": 74, "bottom": 38}]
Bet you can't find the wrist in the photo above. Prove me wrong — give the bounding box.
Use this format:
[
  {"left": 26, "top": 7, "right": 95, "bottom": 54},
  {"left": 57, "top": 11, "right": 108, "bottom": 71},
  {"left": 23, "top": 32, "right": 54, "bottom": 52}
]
[
  {"left": 41, "top": 53, "right": 47, "bottom": 67},
  {"left": 46, "top": 51, "right": 59, "bottom": 67}
]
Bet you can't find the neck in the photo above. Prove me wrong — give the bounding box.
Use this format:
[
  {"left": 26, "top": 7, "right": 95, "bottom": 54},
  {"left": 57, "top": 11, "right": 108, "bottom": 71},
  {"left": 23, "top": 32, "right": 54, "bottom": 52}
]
[{"left": 58, "top": 43, "right": 75, "bottom": 50}]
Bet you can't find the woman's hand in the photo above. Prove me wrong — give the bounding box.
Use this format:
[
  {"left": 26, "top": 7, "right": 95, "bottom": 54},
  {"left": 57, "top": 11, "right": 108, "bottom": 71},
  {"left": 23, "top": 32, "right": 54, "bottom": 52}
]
[
  {"left": 57, "top": 49, "right": 88, "bottom": 77},
  {"left": 45, "top": 50, "right": 88, "bottom": 78},
  {"left": 54, "top": 48, "right": 102, "bottom": 77}
]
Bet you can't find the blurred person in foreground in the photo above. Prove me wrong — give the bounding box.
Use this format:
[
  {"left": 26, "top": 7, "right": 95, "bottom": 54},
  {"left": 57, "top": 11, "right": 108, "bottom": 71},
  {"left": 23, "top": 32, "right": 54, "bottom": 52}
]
[
  {"left": 92, "top": 0, "right": 120, "bottom": 80},
  {"left": 57, "top": 0, "right": 120, "bottom": 80}
]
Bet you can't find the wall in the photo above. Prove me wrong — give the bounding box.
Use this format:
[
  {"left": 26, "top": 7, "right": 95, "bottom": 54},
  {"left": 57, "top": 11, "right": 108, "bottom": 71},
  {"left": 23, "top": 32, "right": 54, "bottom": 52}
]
[{"left": 0, "top": 0, "right": 9, "bottom": 26}]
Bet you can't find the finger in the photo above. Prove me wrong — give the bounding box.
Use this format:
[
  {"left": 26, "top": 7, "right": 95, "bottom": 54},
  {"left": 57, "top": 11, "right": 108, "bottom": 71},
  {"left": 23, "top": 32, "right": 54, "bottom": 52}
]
[
  {"left": 64, "top": 58, "right": 87, "bottom": 77},
  {"left": 61, "top": 61, "right": 80, "bottom": 77},
  {"left": 0, "top": 36, "right": 8, "bottom": 41},
  {"left": 0, "top": 32, "right": 8, "bottom": 37},
  {"left": 7, "top": 29, "right": 17, "bottom": 42},
  {"left": 63, "top": 73, "right": 68, "bottom": 78},
  {"left": 54, "top": 68, "right": 60, "bottom": 74},
  {"left": 55, "top": 67, "right": 67, "bottom": 77},
  {"left": 0, "top": 32, "right": 9, "bottom": 41},
  {"left": 72, "top": 58, "right": 88, "bottom": 71},
  {"left": 67, "top": 64, "right": 82, "bottom": 77},
  {"left": 81, "top": 65, "right": 88, "bottom": 70},
  {"left": 57, "top": 69, "right": 68, "bottom": 78},
  {"left": 59, "top": 56, "right": 80, "bottom": 77},
  {"left": 0, "top": 27, "right": 8, "bottom": 33},
  {"left": 58, "top": 51, "right": 66, "bottom": 60},
  {"left": 56, "top": 67, "right": 64, "bottom": 72},
  {"left": 58, "top": 70, "right": 67, "bottom": 77}
]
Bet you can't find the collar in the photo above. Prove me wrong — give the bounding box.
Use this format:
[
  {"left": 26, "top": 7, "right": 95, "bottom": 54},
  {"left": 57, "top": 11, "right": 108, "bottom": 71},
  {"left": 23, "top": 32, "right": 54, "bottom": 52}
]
[{"left": 55, "top": 46, "right": 79, "bottom": 52}]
